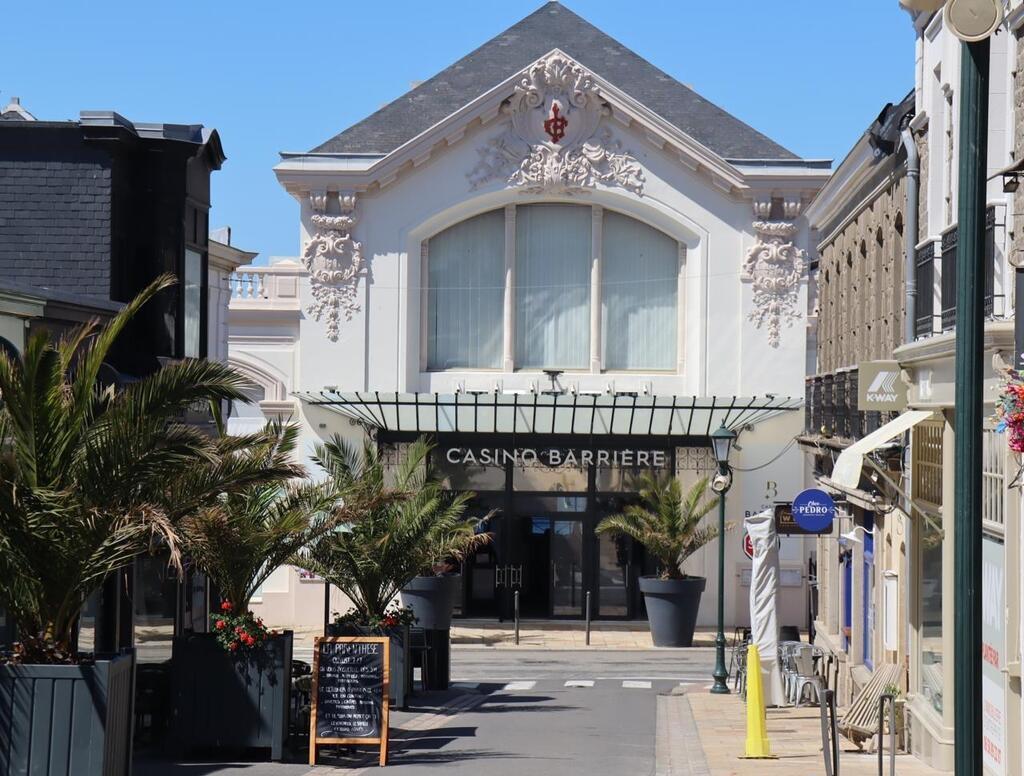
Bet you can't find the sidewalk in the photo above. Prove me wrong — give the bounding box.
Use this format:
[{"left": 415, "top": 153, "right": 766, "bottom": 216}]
[
  {"left": 684, "top": 690, "right": 943, "bottom": 776},
  {"left": 450, "top": 619, "right": 719, "bottom": 649}
]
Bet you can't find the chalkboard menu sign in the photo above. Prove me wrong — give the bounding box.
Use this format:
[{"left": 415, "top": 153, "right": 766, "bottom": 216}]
[{"left": 309, "top": 636, "right": 390, "bottom": 767}]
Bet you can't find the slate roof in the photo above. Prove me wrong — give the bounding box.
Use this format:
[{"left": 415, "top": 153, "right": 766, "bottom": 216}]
[{"left": 311, "top": 2, "right": 799, "bottom": 161}]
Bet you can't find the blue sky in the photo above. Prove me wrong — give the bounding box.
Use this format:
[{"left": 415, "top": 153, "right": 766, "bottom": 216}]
[{"left": 2, "top": 1, "right": 914, "bottom": 262}]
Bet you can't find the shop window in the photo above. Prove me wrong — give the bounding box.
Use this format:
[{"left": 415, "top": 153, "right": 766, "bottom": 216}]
[
  {"left": 913, "top": 420, "right": 944, "bottom": 713},
  {"left": 981, "top": 427, "right": 1005, "bottom": 533},
  {"left": 426, "top": 209, "right": 505, "bottom": 369}
]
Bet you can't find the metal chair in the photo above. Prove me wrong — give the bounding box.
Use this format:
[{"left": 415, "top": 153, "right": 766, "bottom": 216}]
[{"left": 407, "top": 627, "right": 432, "bottom": 693}]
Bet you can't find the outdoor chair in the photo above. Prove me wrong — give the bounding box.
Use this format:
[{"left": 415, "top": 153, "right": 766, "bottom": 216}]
[{"left": 788, "top": 644, "right": 819, "bottom": 706}]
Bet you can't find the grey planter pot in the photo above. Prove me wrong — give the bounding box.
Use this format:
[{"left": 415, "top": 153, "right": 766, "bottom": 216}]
[
  {"left": 0, "top": 651, "right": 135, "bottom": 776},
  {"left": 639, "top": 576, "right": 706, "bottom": 648},
  {"left": 169, "top": 631, "right": 292, "bottom": 761},
  {"left": 400, "top": 575, "right": 460, "bottom": 630}
]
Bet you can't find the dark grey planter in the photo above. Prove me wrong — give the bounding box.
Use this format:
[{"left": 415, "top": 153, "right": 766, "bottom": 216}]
[
  {"left": 169, "top": 631, "right": 292, "bottom": 761},
  {"left": 0, "top": 651, "right": 135, "bottom": 776},
  {"left": 639, "top": 576, "right": 706, "bottom": 647},
  {"left": 400, "top": 575, "right": 460, "bottom": 630}
]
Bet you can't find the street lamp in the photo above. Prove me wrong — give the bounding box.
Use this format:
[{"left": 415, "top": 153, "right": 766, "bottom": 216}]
[{"left": 709, "top": 423, "right": 736, "bottom": 694}]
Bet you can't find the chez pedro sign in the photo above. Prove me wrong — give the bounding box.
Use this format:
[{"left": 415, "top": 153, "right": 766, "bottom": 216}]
[{"left": 774, "top": 489, "right": 836, "bottom": 535}]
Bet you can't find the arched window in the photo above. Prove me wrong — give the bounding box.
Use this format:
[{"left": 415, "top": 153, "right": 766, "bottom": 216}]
[
  {"left": 426, "top": 209, "right": 505, "bottom": 369},
  {"left": 424, "top": 204, "right": 681, "bottom": 372}
]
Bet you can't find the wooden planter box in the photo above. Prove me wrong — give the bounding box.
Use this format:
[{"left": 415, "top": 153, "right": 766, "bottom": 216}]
[
  {"left": 169, "top": 631, "right": 292, "bottom": 761},
  {"left": 0, "top": 651, "right": 135, "bottom": 776}
]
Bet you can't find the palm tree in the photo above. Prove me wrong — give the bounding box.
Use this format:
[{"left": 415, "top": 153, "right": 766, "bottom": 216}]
[
  {"left": 296, "top": 436, "right": 486, "bottom": 623},
  {"left": 180, "top": 423, "right": 337, "bottom": 615},
  {"left": 596, "top": 474, "right": 723, "bottom": 580},
  {"left": 0, "top": 276, "right": 297, "bottom": 663}
]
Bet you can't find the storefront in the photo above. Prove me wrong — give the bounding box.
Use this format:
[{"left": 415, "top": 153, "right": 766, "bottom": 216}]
[{"left": 230, "top": 3, "right": 826, "bottom": 631}]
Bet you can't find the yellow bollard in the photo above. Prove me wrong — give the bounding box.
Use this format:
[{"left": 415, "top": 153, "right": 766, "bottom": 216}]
[{"left": 742, "top": 644, "right": 776, "bottom": 759}]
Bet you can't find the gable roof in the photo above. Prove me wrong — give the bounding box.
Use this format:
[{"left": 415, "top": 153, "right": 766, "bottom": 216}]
[{"left": 311, "top": 2, "right": 799, "bottom": 161}]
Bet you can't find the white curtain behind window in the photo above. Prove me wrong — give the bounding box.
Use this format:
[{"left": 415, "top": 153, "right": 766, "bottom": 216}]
[
  {"left": 602, "top": 211, "right": 678, "bottom": 370},
  {"left": 515, "top": 204, "right": 591, "bottom": 369},
  {"left": 427, "top": 209, "right": 505, "bottom": 369}
]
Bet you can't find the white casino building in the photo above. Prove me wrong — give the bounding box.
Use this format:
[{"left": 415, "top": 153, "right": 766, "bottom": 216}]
[{"left": 229, "top": 2, "right": 830, "bottom": 629}]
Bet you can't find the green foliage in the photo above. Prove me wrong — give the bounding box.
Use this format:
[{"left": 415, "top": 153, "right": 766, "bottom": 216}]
[
  {"left": 180, "top": 422, "right": 334, "bottom": 615},
  {"left": 296, "top": 436, "right": 488, "bottom": 623},
  {"left": 0, "top": 276, "right": 295, "bottom": 663},
  {"left": 595, "top": 474, "right": 724, "bottom": 580}
]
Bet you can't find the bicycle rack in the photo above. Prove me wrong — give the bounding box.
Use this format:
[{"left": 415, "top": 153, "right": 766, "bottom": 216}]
[
  {"left": 817, "top": 683, "right": 840, "bottom": 776},
  {"left": 878, "top": 693, "right": 896, "bottom": 776}
]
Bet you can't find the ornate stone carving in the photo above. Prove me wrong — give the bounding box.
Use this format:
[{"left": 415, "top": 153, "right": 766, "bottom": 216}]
[
  {"left": 301, "top": 194, "right": 363, "bottom": 341},
  {"left": 741, "top": 221, "right": 806, "bottom": 348},
  {"left": 468, "top": 52, "right": 644, "bottom": 195}
]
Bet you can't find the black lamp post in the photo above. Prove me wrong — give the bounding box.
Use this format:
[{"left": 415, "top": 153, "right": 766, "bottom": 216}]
[{"left": 709, "top": 423, "right": 736, "bottom": 694}]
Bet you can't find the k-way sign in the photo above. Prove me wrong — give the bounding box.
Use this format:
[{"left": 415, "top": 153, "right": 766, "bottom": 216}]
[{"left": 857, "top": 361, "right": 907, "bottom": 411}]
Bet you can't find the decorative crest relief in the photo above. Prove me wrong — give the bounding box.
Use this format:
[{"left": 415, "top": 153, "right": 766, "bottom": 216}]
[
  {"left": 741, "top": 220, "right": 806, "bottom": 348},
  {"left": 468, "top": 52, "right": 644, "bottom": 195},
  {"left": 302, "top": 193, "right": 364, "bottom": 341}
]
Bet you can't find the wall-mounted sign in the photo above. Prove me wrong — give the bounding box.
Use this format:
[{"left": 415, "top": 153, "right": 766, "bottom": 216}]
[
  {"left": 309, "top": 636, "right": 390, "bottom": 767},
  {"left": 743, "top": 530, "right": 754, "bottom": 560},
  {"left": 857, "top": 361, "right": 907, "bottom": 411},
  {"left": 790, "top": 489, "right": 836, "bottom": 533},
  {"left": 774, "top": 502, "right": 833, "bottom": 536},
  {"left": 444, "top": 447, "right": 670, "bottom": 469},
  {"left": 982, "top": 536, "right": 1006, "bottom": 776}
]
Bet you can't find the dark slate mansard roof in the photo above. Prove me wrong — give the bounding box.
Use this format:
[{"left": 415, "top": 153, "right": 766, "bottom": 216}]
[{"left": 310, "top": 1, "right": 800, "bottom": 162}]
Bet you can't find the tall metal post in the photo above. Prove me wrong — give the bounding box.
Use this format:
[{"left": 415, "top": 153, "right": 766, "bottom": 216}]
[
  {"left": 711, "top": 482, "right": 731, "bottom": 694},
  {"left": 953, "top": 37, "right": 988, "bottom": 776}
]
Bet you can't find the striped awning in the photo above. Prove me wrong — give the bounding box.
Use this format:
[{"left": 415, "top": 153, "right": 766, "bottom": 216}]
[{"left": 293, "top": 391, "right": 801, "bottom": 437}]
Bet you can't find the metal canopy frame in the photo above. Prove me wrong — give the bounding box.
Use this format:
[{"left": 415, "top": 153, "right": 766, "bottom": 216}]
[{"left": 294, "top": 391, "right": 801, "bottom": 438}]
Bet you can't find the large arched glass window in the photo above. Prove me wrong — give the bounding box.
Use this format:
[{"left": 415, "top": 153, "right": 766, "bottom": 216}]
[
  {"left": 423, "top": 204, "right": 681, "bottom": 373},
  {"left": 602, "top": 211, "right": 678, "bottom": 370},
  {"left": 515, "top": 204, "right": 592, "bottom": 369},
  {"left": 426, "top": 209, "right": 505, "bottom": 369}
]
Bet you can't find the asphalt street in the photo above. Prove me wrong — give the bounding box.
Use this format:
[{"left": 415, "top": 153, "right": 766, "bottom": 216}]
[{"left": 135, "top": 648, "right": 716, "bottom": 776}]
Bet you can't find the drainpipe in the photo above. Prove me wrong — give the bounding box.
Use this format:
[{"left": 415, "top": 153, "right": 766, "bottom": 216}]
[{"left": 900, "top": 126, "right": 920, "bottom": 344}]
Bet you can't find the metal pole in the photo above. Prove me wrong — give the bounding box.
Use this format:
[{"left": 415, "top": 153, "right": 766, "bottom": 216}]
[
  {"left": 954, "top": 36, "right": 988, "bottom": 776},
  {"left": 585, "top": 591, "right": 591, "bottom": 646},
  {"left": 817, "top": 680, "right": 834, "bottom": 776},
  {"left": 711, "top": 476, "right": 730, "bottom": 693},
  {"left": 878, "top": 694, "right": 896, "bottom": 776},
  {"left": 323, "top": 580, "right": 331, "bottom": 634},
  {"left": 514, "top": 590, "right": 520, "bottom": 646}
]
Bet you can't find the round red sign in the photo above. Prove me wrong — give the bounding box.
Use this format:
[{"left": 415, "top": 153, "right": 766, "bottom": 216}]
[{"left": 743, "top": 531, "right": 754, "bottom": 560}]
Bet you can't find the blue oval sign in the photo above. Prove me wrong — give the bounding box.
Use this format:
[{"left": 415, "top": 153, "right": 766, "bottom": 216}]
[{"left": 791, "top": 488, "right": 836, "bottom": 532}]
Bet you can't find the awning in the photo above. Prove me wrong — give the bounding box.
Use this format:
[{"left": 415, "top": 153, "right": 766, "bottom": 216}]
[
  {"left": 293, "top": 391, "right": 801, "bottom": 437},
  {"left": 831, "top": 410, "right": 935, "bottom": 489}
]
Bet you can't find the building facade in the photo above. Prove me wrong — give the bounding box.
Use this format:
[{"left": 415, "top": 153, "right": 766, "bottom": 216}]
[
  {"left": 229, "top": 2, "right": 829, "bottom": 630},
  {"left": 806, "top": 3, "right": 1024, "bottom": 772},
  {"left": 0, "top": 103, "right": 248, "bottom": 660}
]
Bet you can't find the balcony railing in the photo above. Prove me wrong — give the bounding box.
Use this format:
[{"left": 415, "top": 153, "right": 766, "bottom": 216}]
[
  {"left": 937, "top": 206, "right": 999, "bottom": 333},
  {"left": 228, "top": 261, "right": 305, "bottom": 312},
  {"left": 803, "top": 368, "right": 876, "bottom": 443},
  {"left": 914, "top": 240, "right": 937, "bottom": 338}
]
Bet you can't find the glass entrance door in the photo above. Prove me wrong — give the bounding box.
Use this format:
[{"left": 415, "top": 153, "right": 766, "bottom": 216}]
[
  {"left": 515, "top": 516, "right": 585, "bottom": 618},
  {"left": 551, "top": 520, "right": 584, "bottom": 616}
]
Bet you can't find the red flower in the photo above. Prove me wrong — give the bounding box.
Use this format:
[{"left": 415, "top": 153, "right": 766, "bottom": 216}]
[
  {"left": 229, "top": 642, "right": 239, "bottom": 651},
  {"left": 235, "top": 626, "right": 244, "bottom": 634},
  {"left": 215, "top": 620, "right": 226, "bottom": 630},
  {"left": 220, "top": 600, "right": 232, "bottom": 613}
]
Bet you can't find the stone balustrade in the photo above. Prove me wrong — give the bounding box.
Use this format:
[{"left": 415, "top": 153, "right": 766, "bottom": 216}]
[{"left": 228, "top": 260, "right": 305, "bottom": 312}]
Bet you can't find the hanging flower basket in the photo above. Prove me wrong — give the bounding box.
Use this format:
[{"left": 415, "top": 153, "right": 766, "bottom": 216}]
[{"left": 995, "top": 369, "right": 1024, "bottom": 452}]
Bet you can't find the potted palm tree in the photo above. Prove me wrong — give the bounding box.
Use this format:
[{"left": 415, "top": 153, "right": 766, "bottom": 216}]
[
  {"left": 297, "top": 436, "right": 483, "bottom": 693},
  {"left": 0, "top": 277, "right": 289, "bottom": 776},
  {"left": 170, "top": 423, "right": 335, "bottom": 761},
  {"left": 596, "top": 474, "right": 724, "bottom": 647}
]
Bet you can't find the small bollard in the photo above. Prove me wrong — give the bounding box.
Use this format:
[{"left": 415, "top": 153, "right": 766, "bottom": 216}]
[
  {"left": 585, "top": 591, "right": 592, "bottom": 646},
  {"left": 741, "top": 645, "right": 776, "bottom": 760},
  {"left": 514, "top": 590, "right": 520, "bottom": 646}
]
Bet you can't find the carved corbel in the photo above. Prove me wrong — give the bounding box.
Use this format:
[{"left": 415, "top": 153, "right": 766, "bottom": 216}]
[
  {"left": 301, "top": 193, "right": 364, "bottom": 342},
  {"left": 742, "top": 220, "right": 807, "bottom": 348}
]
